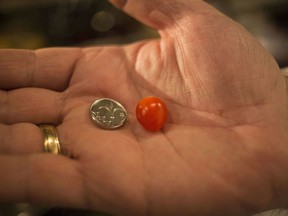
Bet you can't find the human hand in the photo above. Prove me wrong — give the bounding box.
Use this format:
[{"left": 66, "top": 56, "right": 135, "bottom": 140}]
[{"left": 0, "top": 0, "right": 288, "bottom": 215}]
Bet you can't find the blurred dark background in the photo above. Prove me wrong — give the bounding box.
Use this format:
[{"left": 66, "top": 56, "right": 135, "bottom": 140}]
[
  {"left": 0, "top": 0, "right": 157, "bottom": 47},
  {"left": 0, "top": 0, "right": 288, "bottom": 216}
]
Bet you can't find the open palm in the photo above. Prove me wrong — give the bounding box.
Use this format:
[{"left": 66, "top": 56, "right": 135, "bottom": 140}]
[{"left": 1, "top": 0, "right": 288, "bottom": 216}]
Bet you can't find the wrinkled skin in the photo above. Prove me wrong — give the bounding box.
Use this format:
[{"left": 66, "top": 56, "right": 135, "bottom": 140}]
[{"left": 0, "top": 0, "right": 288, "bottom": 215}]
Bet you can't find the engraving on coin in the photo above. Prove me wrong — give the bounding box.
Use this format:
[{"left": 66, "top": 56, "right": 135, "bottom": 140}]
[{"left": 90, "top": 98, "right": 127, "bottom": 129}]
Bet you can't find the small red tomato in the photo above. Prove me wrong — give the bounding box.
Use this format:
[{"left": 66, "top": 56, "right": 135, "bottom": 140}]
[{"left": 136, "top": 96, "right": 167, "bottom": 132}]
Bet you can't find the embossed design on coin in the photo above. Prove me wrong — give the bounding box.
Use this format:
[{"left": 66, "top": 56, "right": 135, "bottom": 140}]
[{"left": 90, "top": 98, "right": 127, "bottom": 129}]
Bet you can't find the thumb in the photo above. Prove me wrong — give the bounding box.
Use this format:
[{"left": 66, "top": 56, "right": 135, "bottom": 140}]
[{"left": 108, "top": 0, "right": 225, "bottom": 31}]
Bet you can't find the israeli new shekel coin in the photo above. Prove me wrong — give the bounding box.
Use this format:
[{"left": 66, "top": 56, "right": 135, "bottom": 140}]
[{"left": 90, "top": 98, "right": 127, "bottom": 129}]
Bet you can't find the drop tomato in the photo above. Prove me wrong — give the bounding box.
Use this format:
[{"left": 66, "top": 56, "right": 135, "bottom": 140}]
[{"left": 136, "top": 96, "right": 167, "bottom": 132}]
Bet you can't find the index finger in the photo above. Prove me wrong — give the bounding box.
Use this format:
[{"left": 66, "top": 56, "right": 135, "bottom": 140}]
[{"left": 0, "top": 48, "right": 81, "bottom": 91}]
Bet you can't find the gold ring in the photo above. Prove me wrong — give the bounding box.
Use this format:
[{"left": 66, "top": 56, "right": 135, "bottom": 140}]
[{"left": 39, "top": 124, "right": 62, "bottom": 155}]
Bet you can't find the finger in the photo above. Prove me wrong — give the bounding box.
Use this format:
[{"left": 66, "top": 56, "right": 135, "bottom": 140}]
[
  {"left": 0, "top": 48, "right": 81, "bottom": 91},
  {"left": 0, "top": 154, "right": 84, "bottom": 208},
  {"left": 108, "top": 0, "right": 221, "bottom": 31},
  {"left": 0, "top": 123, "right": 44, "bottom": 154},
  {"left": 0, "top": 88, "right": 61, "bottom": 124}
]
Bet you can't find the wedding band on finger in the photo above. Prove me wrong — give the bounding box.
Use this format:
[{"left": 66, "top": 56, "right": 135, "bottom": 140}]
[{"left": 39, "top": 124, "right": 62, "bottom": 155}]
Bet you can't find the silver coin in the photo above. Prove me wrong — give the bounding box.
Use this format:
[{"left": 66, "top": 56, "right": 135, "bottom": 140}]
[{"left": 89, "top": 98, "right": 127, "bottom": 129}]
